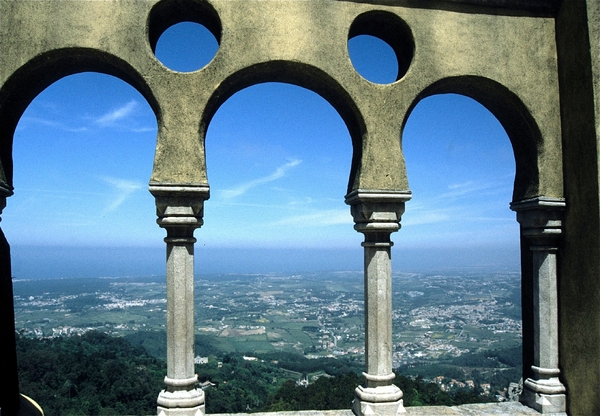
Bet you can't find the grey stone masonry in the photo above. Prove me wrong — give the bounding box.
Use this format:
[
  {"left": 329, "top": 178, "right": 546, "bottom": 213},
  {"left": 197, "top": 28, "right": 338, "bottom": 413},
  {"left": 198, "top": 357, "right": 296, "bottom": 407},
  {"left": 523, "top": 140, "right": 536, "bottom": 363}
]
[
  {"left": 511, "top": 197, "right": 566, "bottom": 415},
  {"left": 150, "top": 184, "right": 210, "bottom": 416},
  {"left": 346, "top": 190, "right": 411, "bottom": 416},
  {"left": 2, "top": 0, "right": 600, "bottom": 414}
]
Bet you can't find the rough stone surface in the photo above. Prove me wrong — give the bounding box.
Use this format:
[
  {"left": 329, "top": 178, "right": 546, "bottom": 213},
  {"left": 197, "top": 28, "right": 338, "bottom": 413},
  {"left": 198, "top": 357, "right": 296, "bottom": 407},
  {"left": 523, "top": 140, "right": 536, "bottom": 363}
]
[
  {"left": 555, "top": 1, "right": 600, "bottom": 415},
  {"left": 0, "top": 0, "right": 564, "bottom": 199},
  {"left": 0, "top": 0, "right": 599, "bottom": 415}
]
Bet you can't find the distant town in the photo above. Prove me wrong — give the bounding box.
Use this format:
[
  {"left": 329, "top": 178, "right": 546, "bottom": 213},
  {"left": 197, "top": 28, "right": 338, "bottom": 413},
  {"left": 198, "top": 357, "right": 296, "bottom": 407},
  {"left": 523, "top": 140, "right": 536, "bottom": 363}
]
[{"left": 13, "top": 270, "right": 522, "bottom": 372}]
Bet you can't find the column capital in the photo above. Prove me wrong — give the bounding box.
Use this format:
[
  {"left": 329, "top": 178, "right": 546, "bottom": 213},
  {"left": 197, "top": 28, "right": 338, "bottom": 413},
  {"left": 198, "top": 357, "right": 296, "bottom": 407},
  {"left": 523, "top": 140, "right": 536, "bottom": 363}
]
[
  {"left": 149, "top": 183, "right": 210, "bottom": 232},
  {"left": 510, "top": 197, "right": 565, "bottom": 242},
  {"left": 345, "top": 189, "right": 411, "bottom": 235}
]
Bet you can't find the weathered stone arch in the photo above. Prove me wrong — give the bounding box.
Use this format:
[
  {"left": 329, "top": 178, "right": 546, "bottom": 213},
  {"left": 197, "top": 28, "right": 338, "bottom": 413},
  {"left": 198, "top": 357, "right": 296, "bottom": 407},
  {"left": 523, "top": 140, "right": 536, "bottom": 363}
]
[
  {"left": 199, "top": 60, "right": 365, "bottom": 194},
  {"left": 402, "top": 75, "right": 562, "bottom": 203},
  {"left": 1, "top": 0, "right": 598, "bottom": 414},
  {"left": 0, "top": 47, "right": 160, "bottom": 192},
  {"left": 402, "top": 75, "right": 568, "bottom": 413},
  {"left": 0, "top": 47, "right": 161, "bottom": 416}
]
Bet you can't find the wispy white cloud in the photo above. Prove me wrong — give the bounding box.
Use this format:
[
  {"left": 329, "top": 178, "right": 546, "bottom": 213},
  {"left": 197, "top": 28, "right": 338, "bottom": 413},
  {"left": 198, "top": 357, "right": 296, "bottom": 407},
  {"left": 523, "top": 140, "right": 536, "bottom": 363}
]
[
  {"left": 19, "top": 116, "right": 88, "bottom": 132},
  {"left": 221, "top": 159, "right": 302, "bottom": 199},
  {"left": 131, "top": 127, "right": 156, "bottom": 133},
  {"left": 270, "top": 209, "right": 352, "bottom": 227},
  {"left": 402, "top": 188, "right": 515, "bottom": 229},
  {"left": 439, "top": 180, "right": 501, "bottom": 199},
  {"left": 94, "top": 100, "right": 138, "bottom": 126},
  {"left": 19, "top": 100, "right": 152, "bottom": 133},
  {"left": 99, "top": 176, "right": 142, "bottom": 213}
]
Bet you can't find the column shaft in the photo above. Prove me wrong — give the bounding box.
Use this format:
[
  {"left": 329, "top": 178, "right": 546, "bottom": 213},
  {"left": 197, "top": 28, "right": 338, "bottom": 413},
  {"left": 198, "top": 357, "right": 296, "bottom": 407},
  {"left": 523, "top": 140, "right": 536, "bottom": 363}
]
[
  {"left": 165, "top": 240, "right": 196, "bottom": 381},
  {"left": 512, "top": 197, "right": 566, "bottom": 414},
  {"left": 346, "top": 190, "right": 410, "bottom": 416},
  {"left": 532, "top": 247, "right": 560, "bottom": 371},
  {"left": 364, "top": 241, "right": 393, "bottom": 382},
  {"left": 151, "top": 184, "right": 208, "bottom": 416}
]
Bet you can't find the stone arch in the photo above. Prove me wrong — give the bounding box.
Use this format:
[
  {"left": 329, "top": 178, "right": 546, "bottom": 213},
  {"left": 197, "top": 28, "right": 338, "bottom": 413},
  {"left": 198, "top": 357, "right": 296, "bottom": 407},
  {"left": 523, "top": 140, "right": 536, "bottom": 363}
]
[
  {"left": 0, "top": 47, "right": 160, "bottom": 192},
  {"left": 402, "top": 75, "right": 567, "bottom": 412},
  {"left": 403, "top": 75, "right": 551, "bottom": 203},
  {"left": 0, "top": 49, "right": 161, "bottom": 415},
  {"left": 200, "top": 60, "right": 366, "bottom": 195}
]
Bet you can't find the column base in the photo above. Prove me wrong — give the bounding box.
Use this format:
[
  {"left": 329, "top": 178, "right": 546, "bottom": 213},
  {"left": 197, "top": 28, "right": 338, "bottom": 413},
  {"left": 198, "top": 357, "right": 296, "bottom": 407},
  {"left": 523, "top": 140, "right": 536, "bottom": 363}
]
[
  {"left": 520, "top": 380, "right": 566, "bottom": 414},
  {"left": 157, "top": 388, "right": 205, "bottom": 416},
  {"left": 157, "top": 405, "right": 204, "bottom": 416},
  {"left": 353, "top": 385, "right": 406, "bottom": 415}
]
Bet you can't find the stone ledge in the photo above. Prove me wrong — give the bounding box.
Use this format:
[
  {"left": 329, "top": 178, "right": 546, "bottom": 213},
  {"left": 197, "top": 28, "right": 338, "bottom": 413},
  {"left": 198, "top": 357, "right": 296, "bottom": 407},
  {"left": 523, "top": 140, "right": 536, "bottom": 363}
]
[{"left": 213, "top": 401, "right": 545, "bottom": 416}]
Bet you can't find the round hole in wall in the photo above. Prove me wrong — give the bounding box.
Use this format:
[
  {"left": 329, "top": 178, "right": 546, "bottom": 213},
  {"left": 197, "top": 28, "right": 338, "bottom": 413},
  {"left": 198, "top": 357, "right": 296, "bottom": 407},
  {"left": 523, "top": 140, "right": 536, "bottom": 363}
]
[
  {"left": 154, "top": 22, "right": 219, "bottom": 72},
  {"left": 348, "top": 11, "right": 414, "bottom": 84},
  {"left": 348, "top": 35, "right": 398, "bottom": 84},
  {"left": 148, "top": 0, "right": 221, "bottom": 73}
]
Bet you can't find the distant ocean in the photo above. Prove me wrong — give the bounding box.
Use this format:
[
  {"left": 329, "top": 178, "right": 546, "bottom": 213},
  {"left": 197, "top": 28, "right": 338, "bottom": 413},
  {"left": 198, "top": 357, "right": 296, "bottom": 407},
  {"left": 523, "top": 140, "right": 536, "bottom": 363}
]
[{"left": 9, "top": 244, "right": 520, "bottom": 280}]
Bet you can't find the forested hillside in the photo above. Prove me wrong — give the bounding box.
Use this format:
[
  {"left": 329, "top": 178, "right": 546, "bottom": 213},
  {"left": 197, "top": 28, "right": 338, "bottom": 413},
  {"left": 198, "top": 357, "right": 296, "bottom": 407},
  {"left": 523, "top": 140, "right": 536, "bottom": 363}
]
[
  {"left": 17, "top": 332, "right": 488, "bottom": 415},
  {"left": 16, "top": 332, "right": 165, "bottom": 415}
]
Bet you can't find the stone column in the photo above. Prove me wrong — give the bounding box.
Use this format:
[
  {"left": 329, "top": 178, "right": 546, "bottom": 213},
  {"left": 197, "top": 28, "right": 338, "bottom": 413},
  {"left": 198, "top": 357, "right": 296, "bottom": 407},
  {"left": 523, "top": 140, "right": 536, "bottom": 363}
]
[
  {"left": 346, "top": 189, "right": 411, "bottom": 416},
  {"left": 150, "top": 184, "right": 209, "bottom": 416},
  {"left": 511, "top": 197, "right": 566, "bottom": 414}
]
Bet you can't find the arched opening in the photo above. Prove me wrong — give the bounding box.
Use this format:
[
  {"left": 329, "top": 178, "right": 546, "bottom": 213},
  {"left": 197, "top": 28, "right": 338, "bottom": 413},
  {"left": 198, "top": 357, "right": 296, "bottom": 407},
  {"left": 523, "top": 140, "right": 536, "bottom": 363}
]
[
  {"left": 3, "top": 71, "right": 161, "bottom": 415},
  {"left": 202, "top": 82, "right": 358, "bottom": 272},
  {"left": 400, "top": 77, "right": 567, "bottom": 412},
  {"left": 197, "top": 82, "right": 361, "bottom": 412},
  {"left": 5, "top": 72, "right": 161, "bottom": 276},
  {"left": 0, "top": 48, "right": 160, "bottom": 191},
  {"left": 405, "top": 76, "right": 543, "bottom": 203},
  {"left": 401, "top": 93, "right": 518, "bottom": 271},
  {"left": 398, "top": 92, "right": 523, "bottom": 403},
  {"left": 200, "top": 61, "right": 367, "bottom": 196}
]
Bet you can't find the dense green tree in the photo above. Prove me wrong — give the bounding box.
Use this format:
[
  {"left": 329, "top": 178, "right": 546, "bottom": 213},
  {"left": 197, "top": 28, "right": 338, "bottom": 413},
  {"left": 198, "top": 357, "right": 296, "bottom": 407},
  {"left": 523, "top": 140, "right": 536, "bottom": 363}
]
[
  {"left": 17, "top": 332, "right": 165, "bottom": 416},
  {"left": 261, "top": 372, "right": 361, "bottom": 411},
  {"left": 18, "top": 333, "right": 503, "bottom": 415}
]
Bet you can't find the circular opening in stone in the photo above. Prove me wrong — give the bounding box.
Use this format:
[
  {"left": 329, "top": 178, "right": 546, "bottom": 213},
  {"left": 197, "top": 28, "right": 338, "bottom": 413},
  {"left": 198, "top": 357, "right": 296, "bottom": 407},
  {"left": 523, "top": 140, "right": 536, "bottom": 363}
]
[
  {"left": 348, "top": 35, "right": 398, "bottom": 85},
  {"left": 148, "top": 0, "right": 221, "bottom": 73},
  {"left": 154, "top": 22, "right": 219, "bottom": 72},
  {"left": 348, "top": 11, "right": 414, "bottom": 84}
]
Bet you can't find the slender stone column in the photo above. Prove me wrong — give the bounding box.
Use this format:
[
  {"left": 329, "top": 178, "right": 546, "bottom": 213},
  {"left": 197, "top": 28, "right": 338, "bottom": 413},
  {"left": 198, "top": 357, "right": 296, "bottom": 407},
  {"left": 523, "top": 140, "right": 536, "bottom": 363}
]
[
  {"left": 150, "top": 183, "right": 209, "bottom": 416},
  {"left": 346, "top": 189, "right": 411, "bottom": 416},
  {"left": 511, "top": 197, "right": 566, "bottom": 414}
]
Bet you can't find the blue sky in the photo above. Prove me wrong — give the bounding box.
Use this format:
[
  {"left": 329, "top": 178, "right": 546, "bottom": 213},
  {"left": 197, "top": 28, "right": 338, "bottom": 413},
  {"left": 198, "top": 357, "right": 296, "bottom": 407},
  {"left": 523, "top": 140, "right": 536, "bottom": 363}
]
[{"left": 3, "top": 23, "right": 519, "bottom": 278}]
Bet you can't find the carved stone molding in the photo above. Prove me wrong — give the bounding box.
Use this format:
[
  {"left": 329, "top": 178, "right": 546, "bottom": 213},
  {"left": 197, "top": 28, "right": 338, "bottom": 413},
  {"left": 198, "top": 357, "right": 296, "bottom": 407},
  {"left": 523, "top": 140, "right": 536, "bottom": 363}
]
[
  {"left": 510, "top": 197, "right": 565, "bottom": 244},
  {"left": 149, "top": 183, "right": 209, "bottom": 232},
  {"left": 345, "top": 189, "right": 411, "bottom": 235}
]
